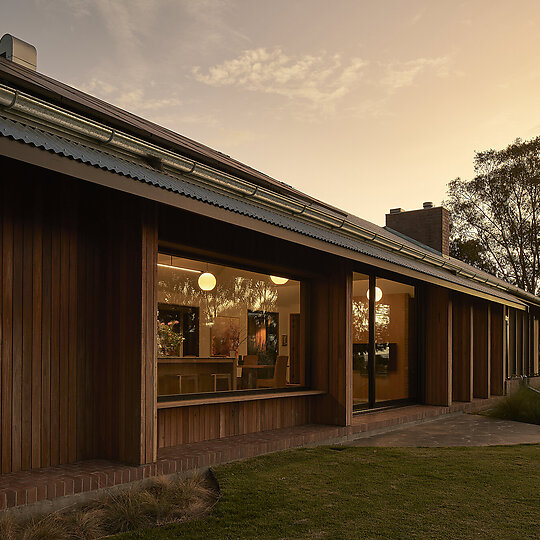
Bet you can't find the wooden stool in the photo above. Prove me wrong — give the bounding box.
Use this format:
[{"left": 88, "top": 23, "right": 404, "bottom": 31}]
[
  {"left": 178, "top": 374, "right": 199, "bottom": 394},
  {"left": 212, "top": 373, "right": 232, "bottom": 391}
]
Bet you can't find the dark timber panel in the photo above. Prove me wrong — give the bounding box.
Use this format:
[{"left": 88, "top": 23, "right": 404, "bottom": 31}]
[
  {"left": 1, "top": 170, "right": 80, "bottom": 473},
  {"left": 490, "top": 304, "right": 505, "bottom": 395},
  {"left": 0, "top": 157, "right": 157, "bottom": 472},
  {"left": 309, "top": 268, "right": 352, "bottom": 426},
  {"left": 452, "top": 294, "right": 473, "bottom": 402},
  {"left": 424, "top": 285, "right": 452, "bottom": 406},
  {"left": 157, "top": 396, "right": 312, "bottom": 448},
  {"left": 473, "top": 301, "right": 490, "bottom": 398}
]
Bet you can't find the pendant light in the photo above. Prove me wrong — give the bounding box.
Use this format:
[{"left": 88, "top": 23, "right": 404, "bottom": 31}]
[
  {"left": 366, "top": 286, "right": 383, "bottom": 302},
  {"left": 198, "top": 271, "right": 216, "bottom": 291}
]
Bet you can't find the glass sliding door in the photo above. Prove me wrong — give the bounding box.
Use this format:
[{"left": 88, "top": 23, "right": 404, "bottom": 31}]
[
  {"left": 352, "top": 272, "right": 416, "bottom": 410},
  {"left": 352, "top": 273, "right": 370, "bottom": 409},
  {"left": 374, "top": 278, "right": 416, "bottom": 404}
]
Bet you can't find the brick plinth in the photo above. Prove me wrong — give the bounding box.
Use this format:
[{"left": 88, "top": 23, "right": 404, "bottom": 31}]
[{"left": 0, "top": 397, "right": 502, "bottom": 512}]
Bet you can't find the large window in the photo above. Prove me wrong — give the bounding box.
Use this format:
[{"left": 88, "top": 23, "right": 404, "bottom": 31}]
[{"left": 157, "top": 253, "right": 304, "bottom": 398}]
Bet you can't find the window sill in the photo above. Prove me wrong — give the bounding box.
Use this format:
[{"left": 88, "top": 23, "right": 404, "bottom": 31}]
[{"left": 157, "top": 389, "right": 326, "bottom": 409}]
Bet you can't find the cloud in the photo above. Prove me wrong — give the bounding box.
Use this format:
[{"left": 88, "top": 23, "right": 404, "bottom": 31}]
[
  {"left": 381, "top": 57, "right": 451, "bottom": 93},
  {"left": 72, "top": 77, "right": 182, "bottom": 115},
  {"left": 193, "top": 48, "right": 453, "bottom": 119},
  {"left": 193, "top": 48, "right": 367, "bottom": 109}
]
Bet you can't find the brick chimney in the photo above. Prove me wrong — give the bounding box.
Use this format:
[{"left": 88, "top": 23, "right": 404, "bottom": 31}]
[{"left": 385, "top": 202, "right": 449, "bottom": 256}]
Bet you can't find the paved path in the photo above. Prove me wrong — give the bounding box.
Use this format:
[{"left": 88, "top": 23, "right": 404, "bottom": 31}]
[{"left": 347, "top": 414, "right": 540, "bottom": 447}]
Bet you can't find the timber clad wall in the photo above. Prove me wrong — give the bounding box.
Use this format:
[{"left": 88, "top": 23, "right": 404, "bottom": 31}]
[
  {"left": 472, "top": 301, "right": 490, "bottom": 399},
  {"left": 452, "top": 294, "right": 473, "bottom": 402},
  {"left": 424, "top": 285, "right": 452, "bottom": 406},
  {"left": 1, "top": 175, "right": 80, "bottom": 473},
  {"left": 158, "top": 397, "right": 311, "bottom": 448},
  {"left": 0, "top": 158, "right": 156, "bottom": 473},
  {"left": 490, "top": 305, "right": 505, "bottom": 395},
  {"left": 310, "top": 269, "right": 353, "bottom": 426},
  {"left": 1, "top": 154, "right": 538, "bottom": 477}
]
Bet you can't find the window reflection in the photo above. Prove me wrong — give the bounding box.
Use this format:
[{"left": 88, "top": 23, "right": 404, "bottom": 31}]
[
  {"left": 375, "top": 278, "right": 415, "bottom": 403},
  {"left": 157, "top": 254, "right": 303, "bottom": 397},
  {"left": 352, "top": 273, "right": 416, "bottom": 408}
]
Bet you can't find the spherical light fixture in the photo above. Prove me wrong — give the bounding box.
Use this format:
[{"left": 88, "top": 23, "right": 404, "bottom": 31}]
[
  {"left": 270, "top": 276, "right": 289, "bottom": 285},
  {"left": 366, "top": 286, "right": 383, "bottom": 302},
  {"left": 198, "top": 272, "right": 216, "bottom": 291}
]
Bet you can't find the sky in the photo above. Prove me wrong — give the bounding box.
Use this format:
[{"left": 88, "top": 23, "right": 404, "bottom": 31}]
[{"left": 3, "top": 0, "right": 540, "bottom": 224}]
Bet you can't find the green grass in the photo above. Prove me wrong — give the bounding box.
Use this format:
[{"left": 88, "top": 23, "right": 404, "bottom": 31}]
[
  {"left": 487, "top": 387, "right": 540, "bottom": 425},
  {"left": 116, "top": 444, "right": 540, "bottom": 539}
]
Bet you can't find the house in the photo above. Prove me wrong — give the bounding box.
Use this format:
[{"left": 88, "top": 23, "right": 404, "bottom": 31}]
[{"left": 0, "top": 34, "right": 539, "bottom": 486}]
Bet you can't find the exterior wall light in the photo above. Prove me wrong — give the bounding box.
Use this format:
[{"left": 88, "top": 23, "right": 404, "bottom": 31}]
[
  {"left": 270, "top": 276, "right": 289, "bottom": 285},
  {"left": 366, "top": 286, "right": 383, "bottom": 302},
  {"left": 198, "top": 272, "right": 216, "bottom": 291}
]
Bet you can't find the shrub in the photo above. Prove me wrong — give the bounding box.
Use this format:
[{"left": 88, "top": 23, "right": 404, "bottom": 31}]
[
  {"left": 60, "top": 509, "right": 105, "bottom": 540},
  {"left": 488, "top": 387, "right": 540, "bottom": 425},
  {"left": 1, "top": 470, "right": 218, "bottom": 538},
  {"left": 0, "top": 513, "right": 20, "bottom": 540},
  {"left": 99, "top": 488, "right": 154, "bottom": 533},
  {"left": 20, "top": 514, "right": 68, "bottom": 540}
]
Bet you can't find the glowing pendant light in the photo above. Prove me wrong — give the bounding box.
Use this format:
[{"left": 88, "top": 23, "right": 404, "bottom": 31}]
[
  {"left": 270, "top": 276, "right": 289, "bottom": 285},
  {"left": 366, "top": 286, "right": 383, "bottom": 302},
  {"left": 198, "top": 272, "right": 216, "bottom": 291}
]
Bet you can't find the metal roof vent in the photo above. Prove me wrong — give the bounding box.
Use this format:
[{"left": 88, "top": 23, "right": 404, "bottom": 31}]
[
  {"left": 389, "top": 208, "right": 405, "bottom": 214},
  {"left": 0, "top": 34, "right": 37, "bottom": 71},
  {"left": 423, "top": 201, "right": 434, "bottom": 209}
]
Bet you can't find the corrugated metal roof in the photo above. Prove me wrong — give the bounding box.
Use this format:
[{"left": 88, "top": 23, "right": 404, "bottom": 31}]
[
  {"left": 0, "top": 58, "right": 344, "bottom": 216},
  {"left": 0, "top": 115, "right": 528, "bottom": 306}
]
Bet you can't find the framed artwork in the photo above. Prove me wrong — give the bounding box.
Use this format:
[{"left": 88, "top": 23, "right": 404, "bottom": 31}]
[{"left": 211, "top": 316, "right": 240, "bottom": 357}]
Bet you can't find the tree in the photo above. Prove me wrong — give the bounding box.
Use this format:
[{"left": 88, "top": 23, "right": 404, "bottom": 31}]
[
  {"left": 448, "top": 236, "right": 497, "bottom": 275},
  {"left": 446, "top": 137, "right": 540, "bottom": 294}
]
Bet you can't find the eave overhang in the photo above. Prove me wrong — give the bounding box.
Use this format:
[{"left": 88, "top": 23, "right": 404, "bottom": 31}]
[{"left": 0, "top": 81, "right": 538, "bottom": 310}]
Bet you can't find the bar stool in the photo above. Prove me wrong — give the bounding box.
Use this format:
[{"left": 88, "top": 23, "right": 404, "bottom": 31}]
[{"left": 212, "top": 373, "right": 232, "bottom": 391}]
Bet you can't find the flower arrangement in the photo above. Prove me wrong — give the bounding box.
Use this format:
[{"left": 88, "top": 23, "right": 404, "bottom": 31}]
[{"left": 157, "top": 320, "right": 185, "bottom": 356}]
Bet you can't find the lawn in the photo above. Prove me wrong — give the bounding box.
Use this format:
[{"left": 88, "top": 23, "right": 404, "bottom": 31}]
[{"left": 117, "top": 444, "right": 540, "bottom": 539}]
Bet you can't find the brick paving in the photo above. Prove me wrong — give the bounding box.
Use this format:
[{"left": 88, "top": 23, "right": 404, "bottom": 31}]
[
  {"left": 348, "top": 413, "right": 540, "bottom": 447},
  {"left": 0, "top": 397, "right": 504, "bottom": 512}
]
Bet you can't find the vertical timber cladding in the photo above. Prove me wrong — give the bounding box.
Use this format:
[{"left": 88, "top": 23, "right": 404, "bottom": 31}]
[
  {"left": 0, "top": 157, "right": 157, "bottom": 473},
  {"left": 309, "top": 265, "right": 353, "bottom": 426},
  {"left": 158, "top": 397, "right": 312, "bottom": 448},
  {"left": 81, "top": 185, "right": 158, "bottom": 466},
  {"left": 452, "top": 293, "right": 474, "bottom": 402},
  {"left": 490, "top": 304, "right": 506, "bottom": 395},
  {"left": 472, "top": 300, "right": 490, "bottom": 399},
  {"left": 424, "top": 284, "right": 452, "bottom": 406},
  {"left": 1, "top": 163, "right": 81, "bottom": 473}
]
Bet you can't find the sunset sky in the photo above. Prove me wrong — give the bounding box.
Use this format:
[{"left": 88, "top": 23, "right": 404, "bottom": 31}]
[{"left": 4, "top": 1, "right": 540, "bottom": 224}]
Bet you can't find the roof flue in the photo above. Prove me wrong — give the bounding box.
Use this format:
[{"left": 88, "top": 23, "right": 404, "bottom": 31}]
[{"left": 0, "top": 34, "right": 37, "bottom": 71}]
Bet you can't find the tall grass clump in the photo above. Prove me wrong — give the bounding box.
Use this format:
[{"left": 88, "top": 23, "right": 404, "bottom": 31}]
[
  {"left": 0, "top": 513, "right": 20, "bottom": 540},
  {"left": 0, "top": 470, "right": 218, "bottom": 539},
  {"left": 488, "top": 387, "right": 540, "bottom": 425}
]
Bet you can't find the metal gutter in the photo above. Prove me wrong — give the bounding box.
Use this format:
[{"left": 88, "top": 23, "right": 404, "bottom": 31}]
[{"left": 0, "top": 81, "right": 538, "bottom": 306}]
